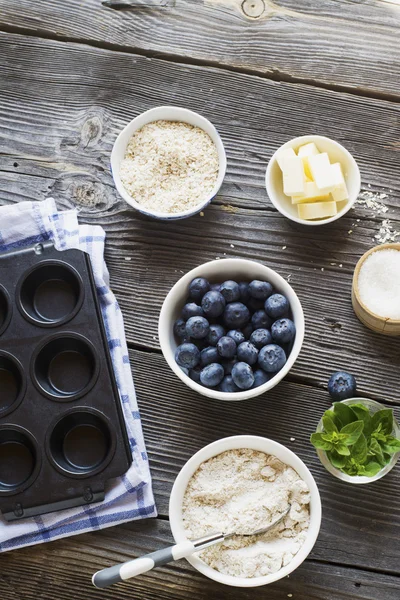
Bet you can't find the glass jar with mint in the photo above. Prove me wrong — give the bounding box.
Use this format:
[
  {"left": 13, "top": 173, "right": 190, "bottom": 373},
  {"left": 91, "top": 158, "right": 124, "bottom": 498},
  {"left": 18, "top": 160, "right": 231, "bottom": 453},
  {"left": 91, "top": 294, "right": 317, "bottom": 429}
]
[{"left": 311, "top": 398, "right": 400, "bottom": 484}]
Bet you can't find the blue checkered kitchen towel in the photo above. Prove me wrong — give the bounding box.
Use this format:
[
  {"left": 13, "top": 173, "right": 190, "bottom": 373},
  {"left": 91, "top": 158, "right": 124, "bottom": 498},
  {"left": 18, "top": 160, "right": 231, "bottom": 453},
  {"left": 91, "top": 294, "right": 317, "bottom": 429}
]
[{"left": 0, "top": 198, "right": 156, "bottom": 552}]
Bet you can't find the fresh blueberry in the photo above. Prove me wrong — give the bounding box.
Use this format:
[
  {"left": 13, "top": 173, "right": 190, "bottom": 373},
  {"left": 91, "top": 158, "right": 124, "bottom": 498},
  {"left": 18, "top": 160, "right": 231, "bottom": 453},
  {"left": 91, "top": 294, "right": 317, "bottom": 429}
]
[
  {"left": 238, "top": 281, "right": 250, "bottom": 303},
  {"left": 174, "top": 318, "right": 187, "bottom": 340},
  {"left": 200, "top": 363, "right": 225, "bottom": 387},
  {"left": 327, "top": 371, "right": 357, "bottom": 401},
  {"left": 258, "top": 344, "right": 287, "bottom": 373},
  {"left": 247, "top": 297, "right": 265, "bottom": 313},
  {"left": 185, "top": 316, "right": 210, "bottom": 339},
  {"left": 201, "top": 290, "right": 226, "bottom": 318},
  {"left": 237, "top": 341, "right": 259, "bottom": 365},
  {"left": 252, "top": 369, "right": 270, "bottom": 388},
  {"left": 206, "top": 324, "right": 225, "bottom": 346},
  {"left": 219, "top": 280, "right": 241, "bottom": 303},
  {"left": 217, "top": 336, "right": 237, "bottom": 358},
  {"left": 271, "top": 318, "right": 296, "bottom": 344},
  {"left": 175, "top": 343, "right": 200, "bottom": 369},
  {"left": 227, "top": 329, "right": 246, "bottom": 345},
  {"left": 210, "top": 283, "right": 221, "bottom": 291},
  {"left": 193, "top": 338, "right": 209, "bottom": 351},
  {"left": 221, "top": 358, "right": 236, "bottom": 375},
  {"left": 264, "top": 294, "right": 289, "bottom": 319},
  {"left": 219, "top": 375, "right": 240, "bottom": 393},
  {"left": 189, "top": 277, "right": 210, "bottom": 302},
  {"left": 251, "top": 310, "right": 272, "bottom": 330},
  {"left": 223, "top": 302, "right": 250, "bottom": 328},
  {"left": 181, "top": 302, "right": 204, "bottom": 320},
  {"left": 231, "top": 362, "right": 254, "bottom": 390},
  {"left": 189, "top": 365, "right": 202, "bottom": 383},
  {"left": 249, "top": 280, "right": 273, "bottom": 300},
  {"left": 241, "top": 322, "right": 253, "bottom": 339},
  {"left": 200, "top": 346, "right": 220, "bottom": 366},
  {"left": 250, "top": 328, "right": 272, "bottom": 349}
]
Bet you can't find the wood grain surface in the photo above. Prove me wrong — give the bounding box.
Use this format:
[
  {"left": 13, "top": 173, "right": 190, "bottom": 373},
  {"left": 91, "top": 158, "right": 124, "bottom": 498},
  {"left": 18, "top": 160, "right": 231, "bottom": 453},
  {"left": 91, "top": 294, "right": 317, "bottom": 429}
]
[
  {"left": 0, "top": 12, "right": 399, "bottom": 600},
  {"left": 0, "top": 1, "right": 399, "bottom": 97}
]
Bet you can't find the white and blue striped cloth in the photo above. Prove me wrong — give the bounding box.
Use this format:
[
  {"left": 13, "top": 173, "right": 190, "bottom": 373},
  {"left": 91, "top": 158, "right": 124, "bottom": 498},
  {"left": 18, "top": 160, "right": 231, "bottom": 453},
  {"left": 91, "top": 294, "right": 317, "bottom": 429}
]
[{"left": 0, "top": 198, "right": 156, "bottom": 552}]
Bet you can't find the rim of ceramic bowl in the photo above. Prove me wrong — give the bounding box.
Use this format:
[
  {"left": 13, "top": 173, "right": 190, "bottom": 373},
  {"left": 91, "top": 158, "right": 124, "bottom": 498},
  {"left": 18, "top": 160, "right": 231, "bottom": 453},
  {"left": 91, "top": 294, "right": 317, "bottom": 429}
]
[
  {"left": 316, "top": 397, "right": 400, "bottom": 484},
  {"left": 110, "top": 106, "right": 227, "bottom": 220},
  {"left": 169, "top": 435, "right": 322, "bottom": 587},
  {"left": 158, "top": 258, "right": 305, "bottom": 401},
  {"left": 265, "top": 134, "right": 361, "bottom": 226}
]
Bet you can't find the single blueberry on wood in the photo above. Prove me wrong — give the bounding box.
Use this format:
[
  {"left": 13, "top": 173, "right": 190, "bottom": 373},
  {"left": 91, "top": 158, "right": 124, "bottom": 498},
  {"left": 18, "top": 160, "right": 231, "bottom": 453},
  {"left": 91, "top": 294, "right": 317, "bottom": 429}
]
[
  {"left": 249, "top": 280, "right": 273, "bottom": 300},
  {"left": 219, "top": 280, "right": 241, "bottom": 303},
  {"left": 200, "top": 363, "right": 225, "bottom": 387},
  {"left": 201, "top": 290, "right": 226, "bottom": 318},
  {"left": 327, "top": 371, "right": 357, "bottom": 401},
  {"left": 271, "top": 318, "right": 296, "bottom": 344},
  {"left": 217, "top": 335, "right": 237, "bottom": 358},
  {"left": 231, "top": 362, "right": 254, "bottom": 390},
  {"left": 223, "top": 302, "right": 250, "bottom": 328},
  {"left": 185, "top": 316, "right": 210, "bottom": 339},
  {"left": 175, "top": 343, "right": 200, "bottom": 369},
  {"left": 237, "top": 341, "right": 259, "bottom": 365},
  {"left": 250, "top": 328, "right": 272, "bottom": 349},
  {"left": 265, "top": 293, "right": 289, "bottom": 319},
  {"left": 258, "top": 344, "right": 286, "bottom": 373},
  {"left": 206, "top": 324, "right": 225, "bottom": 346},
  {"left": 189, "top": 277, "right": 210, "bottom": 302},
  {"left": 181, "top": 302, "right": 204, "bottom": 320}
]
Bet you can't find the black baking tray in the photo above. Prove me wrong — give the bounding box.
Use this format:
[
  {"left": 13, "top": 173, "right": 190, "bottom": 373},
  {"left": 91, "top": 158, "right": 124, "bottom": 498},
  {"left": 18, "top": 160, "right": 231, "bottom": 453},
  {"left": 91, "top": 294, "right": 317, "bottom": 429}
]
[{"left": 0, "top": 242, "right": 132, "bottom": 521}]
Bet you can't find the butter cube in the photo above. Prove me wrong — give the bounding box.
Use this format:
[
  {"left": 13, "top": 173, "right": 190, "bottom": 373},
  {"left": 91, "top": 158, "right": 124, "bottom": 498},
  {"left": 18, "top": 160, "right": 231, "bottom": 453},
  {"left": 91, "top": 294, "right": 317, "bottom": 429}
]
[
  {"left": 291, "top": 181, "right": 330, "bottom": 204},
  {"left": 308, "top": 153, "right": 335, "bottom": 193},
  {"left": 276, "top": 147, "right": 297, "bottom": 171},
  {"left": 331, "top": 162, "right": 349, "bottom": 202},
  {"left": 282, "top": 156, "right": 305, "bottom": 197},
  {"left": 298, "top": 200, "right": 338, "bottom": 220},
  {"left": 298, "top": 143, "right": 319, "bottom": 179}
]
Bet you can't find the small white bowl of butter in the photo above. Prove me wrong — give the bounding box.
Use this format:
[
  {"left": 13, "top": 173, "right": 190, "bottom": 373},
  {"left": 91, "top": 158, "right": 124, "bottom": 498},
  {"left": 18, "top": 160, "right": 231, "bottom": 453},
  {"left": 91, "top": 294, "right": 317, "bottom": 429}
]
[{"left": 266, "top": 135, "right": 361, "bottom": 225}]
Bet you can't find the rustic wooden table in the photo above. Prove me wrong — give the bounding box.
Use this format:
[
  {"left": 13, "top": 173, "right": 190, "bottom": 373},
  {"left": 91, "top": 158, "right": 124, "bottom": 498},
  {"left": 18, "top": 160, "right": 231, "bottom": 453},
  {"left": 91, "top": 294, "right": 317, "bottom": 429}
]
[{"left": 0, "top": 1, "right": 399, "bottom": 598}]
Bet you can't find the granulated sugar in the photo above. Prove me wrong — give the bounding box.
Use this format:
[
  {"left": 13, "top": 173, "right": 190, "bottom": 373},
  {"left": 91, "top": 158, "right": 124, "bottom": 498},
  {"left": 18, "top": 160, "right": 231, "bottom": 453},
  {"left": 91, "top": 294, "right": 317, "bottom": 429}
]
[
  {"left": 119, "top": 120, "right": 219, "bottom": 214},
  {"left": 182, "top": 449, "right": 310, "bottom": 578},
  {"left": 358, "top": 248, "right": 400, "bottom": 320}
]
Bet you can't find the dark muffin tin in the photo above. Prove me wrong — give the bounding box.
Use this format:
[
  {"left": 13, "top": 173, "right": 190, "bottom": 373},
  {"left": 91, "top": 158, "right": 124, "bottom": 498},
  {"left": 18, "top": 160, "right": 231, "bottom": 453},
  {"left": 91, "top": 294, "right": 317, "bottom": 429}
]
[{"left": 0, "top": 242, "right": 132, "bottom": 521}]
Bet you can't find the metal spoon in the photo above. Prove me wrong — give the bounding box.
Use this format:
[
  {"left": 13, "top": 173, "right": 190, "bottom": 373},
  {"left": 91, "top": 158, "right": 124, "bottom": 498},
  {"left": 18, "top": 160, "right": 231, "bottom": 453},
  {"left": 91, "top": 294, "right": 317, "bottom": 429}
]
[{"left": 92, "top": 504, "right": 291, "bottom": 588}]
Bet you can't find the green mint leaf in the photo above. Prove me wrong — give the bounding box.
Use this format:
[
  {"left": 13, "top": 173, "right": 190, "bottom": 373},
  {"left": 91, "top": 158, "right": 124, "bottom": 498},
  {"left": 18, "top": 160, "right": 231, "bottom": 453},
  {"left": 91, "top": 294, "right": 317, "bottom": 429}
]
[
  {"left": 328, "top": 450, "right": 346, "bottom": 469},
  {"left": 371, "top": 409, "right": 394, "bottom": 436},
  {"left": 351, "top": 404, "right": 372, "bottom": 437},
  {"left": 336, "top": 443, "right": 351, "bottom": 456},
  {"left": 381, "top": 436, "right": 400, "bottom": 454},
  {"left": 340, "top": 420, "right": 364, "bottom": 446},
  {"left": 350, "top": 433, "right": 368, "bottom": 464},
  {"left": 323, "top": 413, "right": 338, "bottom": 434},
  {"left": 363, "top": 461, "right": 382, "bottom": 477},
  {"left": 333, "top": 402, "right": 357, "bottom": 426},
  {"left": 369, "top": 438, "right": 386, "bottom": 466},
  {"left": 310, "top": 433, "right": 333, "bottom": 451}
]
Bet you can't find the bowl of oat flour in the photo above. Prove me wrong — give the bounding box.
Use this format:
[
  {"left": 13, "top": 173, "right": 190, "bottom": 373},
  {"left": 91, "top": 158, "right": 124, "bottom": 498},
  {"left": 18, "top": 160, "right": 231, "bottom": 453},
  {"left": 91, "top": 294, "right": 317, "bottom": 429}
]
[
  {"left": 169, "top": 435, "right": 321, "bottom": 587},
  {"left": 111, "top": 106, "right": 226, "bottom": 220}
]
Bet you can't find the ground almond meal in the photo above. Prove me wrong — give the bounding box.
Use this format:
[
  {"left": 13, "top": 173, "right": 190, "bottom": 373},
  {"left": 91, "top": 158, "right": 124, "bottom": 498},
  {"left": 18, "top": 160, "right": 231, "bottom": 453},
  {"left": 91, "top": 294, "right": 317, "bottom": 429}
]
[
  {"left": 182, "top": 449, "right": 310, "bottom": 578},
  {"left": 119, "top": 120, "right": 219, "bottom": 214}
]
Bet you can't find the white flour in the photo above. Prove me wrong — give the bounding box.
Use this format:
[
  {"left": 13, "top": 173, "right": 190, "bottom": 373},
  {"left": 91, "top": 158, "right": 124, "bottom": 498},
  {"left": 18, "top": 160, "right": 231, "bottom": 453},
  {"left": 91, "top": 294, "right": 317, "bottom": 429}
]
[{"left": 182, "top": 448, "right": 310, "bottom": 578}]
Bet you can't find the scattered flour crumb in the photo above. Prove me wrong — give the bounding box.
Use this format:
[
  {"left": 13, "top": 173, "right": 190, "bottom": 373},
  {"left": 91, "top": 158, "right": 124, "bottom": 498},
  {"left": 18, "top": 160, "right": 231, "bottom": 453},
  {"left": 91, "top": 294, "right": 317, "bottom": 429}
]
[
  {"left": 290, "top": 437, "right": 296, "bottom": 442},
  {"left": 282, "top": 246, "right": 287, "bottom": 250},
  {"left": 124, "top": 256, "right": 132, "bottom": 261},
  {"left": 230, "top": 244, "right": 235, "bottom": 248},
  {"left": 182, "top": 449, "right": 310, "bottom": 579},
  {"left": 375, "top": 219, "right": 400, "bottom": 244}
]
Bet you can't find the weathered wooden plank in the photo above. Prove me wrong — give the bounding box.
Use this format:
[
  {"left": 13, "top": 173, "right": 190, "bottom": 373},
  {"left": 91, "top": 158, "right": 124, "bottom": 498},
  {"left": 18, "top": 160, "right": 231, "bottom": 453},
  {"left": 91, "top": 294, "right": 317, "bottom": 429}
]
[
  {"left": 130, "top": 348, "right": 400, "bottom": 573},
  {"left": 0, "top": 1, "right": 399, "bottom": 97},
  {"left": 1, "top": 518, "right": 399, "bottom": 600}
]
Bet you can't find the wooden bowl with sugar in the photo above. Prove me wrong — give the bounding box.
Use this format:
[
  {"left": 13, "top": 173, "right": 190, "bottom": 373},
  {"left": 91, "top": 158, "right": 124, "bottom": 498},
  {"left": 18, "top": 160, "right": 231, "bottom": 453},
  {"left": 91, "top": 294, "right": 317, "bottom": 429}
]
[{"left": 352, "top": 242, "right": 400, "bottom": 336}]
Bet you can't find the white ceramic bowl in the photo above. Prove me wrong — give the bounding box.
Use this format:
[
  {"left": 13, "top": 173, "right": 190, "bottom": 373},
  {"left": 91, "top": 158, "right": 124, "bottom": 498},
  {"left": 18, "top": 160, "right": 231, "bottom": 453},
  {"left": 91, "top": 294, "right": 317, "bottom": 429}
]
[
  {"left": 265, "top": 135, "right": 361, "bottom": 226},
  {"left": 158, "top": 258, "right": 305, "bottom": 401},
  {"left": 169, "top": 435, "right": 322, "bottom": 587},
  {"left": 111, "top": 106, "right": 227, "bottom": 220}
]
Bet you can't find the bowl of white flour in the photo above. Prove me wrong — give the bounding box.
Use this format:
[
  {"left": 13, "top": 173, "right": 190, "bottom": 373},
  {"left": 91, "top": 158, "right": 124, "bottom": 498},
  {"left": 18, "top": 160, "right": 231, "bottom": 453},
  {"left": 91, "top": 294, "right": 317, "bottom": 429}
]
[
  {"left": 169, "top": 435, "right": 321, "bottom": 587},
  {"left": 111, "top": 106, "right": 226, "bottom": 220}
]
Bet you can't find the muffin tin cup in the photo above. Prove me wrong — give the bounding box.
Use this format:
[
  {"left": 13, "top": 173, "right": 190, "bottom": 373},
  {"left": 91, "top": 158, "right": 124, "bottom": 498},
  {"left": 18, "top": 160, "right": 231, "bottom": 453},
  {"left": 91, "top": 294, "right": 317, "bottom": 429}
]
[
  {"left": 17, "top": 260, "right": 84, "bottom": 327},
  {"left": 0, "top": 284, "right": 12, "bottom": 336},
  {"left": 0, "top": 425, "right": 41, "bottom": 496},
  {"left": 32, "top": 333, "right": 100, "bottom": 401},
  {"left": 46, "top": 408, "right": 116, "bottom": 479},
  {"left": 0, "top": 351, "right": 26, "bottom": 418}
]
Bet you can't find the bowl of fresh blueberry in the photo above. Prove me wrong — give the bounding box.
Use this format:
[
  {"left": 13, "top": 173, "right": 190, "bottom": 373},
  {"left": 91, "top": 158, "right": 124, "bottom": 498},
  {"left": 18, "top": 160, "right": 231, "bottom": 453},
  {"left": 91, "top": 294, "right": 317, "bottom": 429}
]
[{"left": 159, "top": 259, "right": 305, "bottom": 401}]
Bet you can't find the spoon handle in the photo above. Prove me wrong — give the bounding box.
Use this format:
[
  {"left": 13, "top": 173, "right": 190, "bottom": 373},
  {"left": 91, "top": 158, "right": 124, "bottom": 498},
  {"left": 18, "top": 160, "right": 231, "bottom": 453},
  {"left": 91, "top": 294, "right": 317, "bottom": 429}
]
[{"left": 92, "top": 533, "right": 224, "bottom": 588}]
